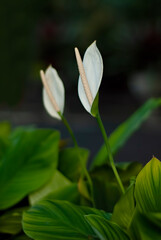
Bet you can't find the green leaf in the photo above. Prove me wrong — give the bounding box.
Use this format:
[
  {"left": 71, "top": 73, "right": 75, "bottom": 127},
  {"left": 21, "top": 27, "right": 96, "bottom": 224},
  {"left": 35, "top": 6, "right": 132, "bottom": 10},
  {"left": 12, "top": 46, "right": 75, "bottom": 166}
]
[
  {"left": 135, "top": 157, "right": 161, "bottom": 213},
  {"left": 91, "top": 98, "right": 161, "bottom": 169},
  {"left": 46, "top": 183, "right": 80, "bottom": 204},
  {"left": 29, "top": 170, "right": 71, "bottom": 205},
  {"left": 90, "top": 161, "right": 142, "bottom": 211},
  {"left": 23, "top": 200, "right": 109, "bottom": 240},
  {"left": 0, "top": 129, "right": 60, "bottom": 210},
  {"left": 112, "top": 184, "right": 135, "bottom": 229},
  {"left": 129, "top": 209, "right": 161, "bottom": 240},
  {"left": 85, "top": 215, "right": 130, "bottom": 240},
  {"left": 78, "top": 176, "right": 91, "bottom": 201},
  {"left": 0, "top": 207, "right": 27, "bottom": 235},
  {"left": 58, "top": 147, "right": 89, "bottom": 182}
]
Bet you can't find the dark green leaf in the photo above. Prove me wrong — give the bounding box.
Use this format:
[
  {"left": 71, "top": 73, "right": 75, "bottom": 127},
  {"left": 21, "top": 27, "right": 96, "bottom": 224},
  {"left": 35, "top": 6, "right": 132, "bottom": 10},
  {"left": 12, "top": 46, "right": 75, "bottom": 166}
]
[
  {"left": 23, "top": 200, "right": 109, "bottom": 240},
  {"left": 91, "top": 98, "right": 161, "bottom": 169},
  {"left": 0, "top": 207, "right": 27, "bottom": 235},
  {"left": 90, "top": 161, "right": 142, "bottom": 211},
  {"left": 13, "top": 235, "right": 32, "bottom": 240},
  {"left": 129, "top": 209, "right": 161, "bottom": 240},
  {"left": 0, "top": 129, "right": 60, "bottom": 210},
  {"left": 85, "top": 215, "right": 130, "bottom": 240},
  {"left": 58, "top": 147, "right": 89, "bottom": 182},
  {"left": 135, "top": 157, "right": 161, "bottom": 212}
]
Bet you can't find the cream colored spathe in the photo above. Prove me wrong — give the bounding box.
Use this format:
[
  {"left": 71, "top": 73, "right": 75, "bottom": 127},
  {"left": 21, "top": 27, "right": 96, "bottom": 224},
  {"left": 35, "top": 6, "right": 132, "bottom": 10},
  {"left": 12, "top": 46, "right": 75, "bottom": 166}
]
[
  {"left": 40, "top": 66, "right": 65, "bottom": 120},
  {"left": 75, "top": 41, "right": 103, "bottom": 116}
]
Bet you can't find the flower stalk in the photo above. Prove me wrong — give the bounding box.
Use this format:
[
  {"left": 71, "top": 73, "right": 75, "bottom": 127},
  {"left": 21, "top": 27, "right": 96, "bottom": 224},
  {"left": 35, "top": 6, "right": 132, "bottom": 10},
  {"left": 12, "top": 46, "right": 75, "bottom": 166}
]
[
  {"left": 40, "top": 67, "right": 95, "bottom": 207},
  {"left": 75, "top": 44, "right": 125, "bottom": 194}
]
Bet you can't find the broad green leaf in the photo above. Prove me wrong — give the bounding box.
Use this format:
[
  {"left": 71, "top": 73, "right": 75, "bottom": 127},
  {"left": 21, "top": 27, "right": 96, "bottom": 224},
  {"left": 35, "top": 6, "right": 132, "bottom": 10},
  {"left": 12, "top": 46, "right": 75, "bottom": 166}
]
[
  {"left": 129, "top": 209, "right": 161, "bottom": 240},
  {"left": 29, "top": 170, "right": 71, "bottom": 205},
  {"left": 91, "top": 98, "right": 161, "bottom": 169},
  {"left": 85, "top": 215, "right": 130, "bottom": 240},
  {"left": 112, "top": 184, "right": 135, "bottom": 229},
  {"left": 58, "top": 147, "right": 89, "bottom": 182},
  {"left": 46, "top": 183, "right": 80, "bottom": 204},
  {"left": 0, "top": 207, "right": 27, "bottom": 234},
  {"left": 0, "top": 129, "right": 60, "bottom": 210},
  {"left": 23, "top": 200, "right": 109, "bottom": 240},
  {"left": 90, "top": 161, "right": 142, "bottom": 211},
  {"left": 92, "top": 178, "right": 120, "bottom": 212},
  {"left": 135, "top": 157, "right": 161, "bottom": 213}
]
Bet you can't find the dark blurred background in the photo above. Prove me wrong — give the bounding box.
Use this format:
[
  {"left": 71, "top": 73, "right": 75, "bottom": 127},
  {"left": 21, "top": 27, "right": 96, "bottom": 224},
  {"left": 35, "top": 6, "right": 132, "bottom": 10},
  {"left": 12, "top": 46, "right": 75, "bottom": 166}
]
[{"left": 0, "top": 0, "right": 161, "bottom": 163}]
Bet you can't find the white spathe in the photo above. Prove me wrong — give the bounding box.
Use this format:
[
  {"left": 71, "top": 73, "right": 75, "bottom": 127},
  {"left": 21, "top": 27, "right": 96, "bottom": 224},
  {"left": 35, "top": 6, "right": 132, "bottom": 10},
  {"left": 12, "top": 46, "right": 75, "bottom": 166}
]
[
  {"left": 43, "top": 66, "right": 65, "bottom": 120},
  {"left": 78, "top": 41, "right": 103, "bottom": 115}
]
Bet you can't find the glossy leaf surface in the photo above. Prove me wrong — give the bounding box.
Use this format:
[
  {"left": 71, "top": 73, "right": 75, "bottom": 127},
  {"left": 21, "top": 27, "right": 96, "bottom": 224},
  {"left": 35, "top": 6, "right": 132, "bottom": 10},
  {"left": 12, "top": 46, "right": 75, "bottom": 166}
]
[
  {"left": 85, "top": 215, "right": 130, "bottom": 240},
  {"left": 0, "top": 129, "right": 60, "bottom": 209},
  {"left": 135, "top": 157, "right": 161, "bottom": 212},
  {"left": 23, "top": 200, "right": 109, "bottom": 240}
]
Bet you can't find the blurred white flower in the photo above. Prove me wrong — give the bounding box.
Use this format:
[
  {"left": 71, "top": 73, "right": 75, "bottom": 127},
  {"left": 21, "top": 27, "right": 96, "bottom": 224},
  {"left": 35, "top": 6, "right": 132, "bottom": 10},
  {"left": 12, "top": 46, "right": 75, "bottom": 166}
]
[
  {"left": 75, "top": 41, "right": 103, "bottom": 116},
  {"left": 40, "top": 65, "right": 65, "bottom": 120}
]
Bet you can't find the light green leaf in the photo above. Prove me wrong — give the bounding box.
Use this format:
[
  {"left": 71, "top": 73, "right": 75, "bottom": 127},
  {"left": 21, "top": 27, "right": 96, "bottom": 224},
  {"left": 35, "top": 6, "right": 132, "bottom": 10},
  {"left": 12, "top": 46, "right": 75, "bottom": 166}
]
[
  {"left": 129, "top": 209, "right": 161, "bottom": 240},
  {"left": 85, "top": 215, "right": 130, "bottom": 240},
  {"left": 29, "top": 170, "right": 71, "bottom": 205},
  {"left": 0, "top": 207, "right": 27, "bottom": 235},
  {"left": 46, "top": 183, "right": 80, "bottom": 204},
  {"left": 0, "top": 129, "right": 60, "bottom": 210},
  {"left": 58, "top": 147, "right": 89, "bottom": 182},
  {"left": 78, "top": 176, "right": 91, "bottom": 201},
  {"left": 135, "top": 157, "right": 161, "bottom": 213},
  {"left": 112, "top": 184, "right": 135, "bottom": 229},
  {"left": 23, "top": 200, "right": 109, "bottom": 240},
  {"left": 91, "top": 98, "right": 161, "bottom": 169}
]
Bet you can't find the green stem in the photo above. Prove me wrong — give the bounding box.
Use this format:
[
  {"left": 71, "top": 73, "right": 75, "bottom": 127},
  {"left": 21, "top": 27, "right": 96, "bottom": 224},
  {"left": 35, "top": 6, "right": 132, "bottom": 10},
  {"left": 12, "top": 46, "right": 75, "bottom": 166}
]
[
  {"left": 59, "top": 113, "right": 78, "bottom": 148},
  {"left": 96, "top": 112, "right": 125, "bottom": 194},
  {"left": 58, "top": 112, "right": 96, "bottom": 207}
]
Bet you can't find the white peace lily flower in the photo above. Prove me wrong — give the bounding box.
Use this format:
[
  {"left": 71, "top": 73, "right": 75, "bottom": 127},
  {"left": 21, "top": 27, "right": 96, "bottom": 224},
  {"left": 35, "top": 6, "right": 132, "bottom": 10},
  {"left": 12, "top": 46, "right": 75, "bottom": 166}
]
[
  {"left": 75, "top": 41, "right": 103, "bottom": 116},
  {"left": 40, "top": 65, "right": 65, "bottom": 120}
]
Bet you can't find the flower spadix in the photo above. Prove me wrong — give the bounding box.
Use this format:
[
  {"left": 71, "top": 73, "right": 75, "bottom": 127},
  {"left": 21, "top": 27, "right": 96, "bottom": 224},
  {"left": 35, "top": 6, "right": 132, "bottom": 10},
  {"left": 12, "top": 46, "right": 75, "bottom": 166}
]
[
  {"left": 75, "top": 41, "right": 103, "bottom": 116},
  {"left": 40, "top": 65, "right": 65, "bottom": 120}
]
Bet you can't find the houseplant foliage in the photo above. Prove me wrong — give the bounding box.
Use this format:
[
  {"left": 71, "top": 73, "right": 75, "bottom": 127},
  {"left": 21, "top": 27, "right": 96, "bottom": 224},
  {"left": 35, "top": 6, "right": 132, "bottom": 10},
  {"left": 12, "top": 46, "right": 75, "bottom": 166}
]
[{"left": 0, "top": 43, "right": 161, "bottom": 240}]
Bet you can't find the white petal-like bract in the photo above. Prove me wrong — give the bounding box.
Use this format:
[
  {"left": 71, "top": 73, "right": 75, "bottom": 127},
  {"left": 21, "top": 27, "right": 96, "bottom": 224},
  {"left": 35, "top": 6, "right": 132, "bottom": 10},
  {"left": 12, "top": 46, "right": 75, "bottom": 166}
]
[
  {"left": 42, "top": 66, "right": 65, "bottom": 120},
  {"left": 78, "top": 41, "right": 103, "bottom": 115}
]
